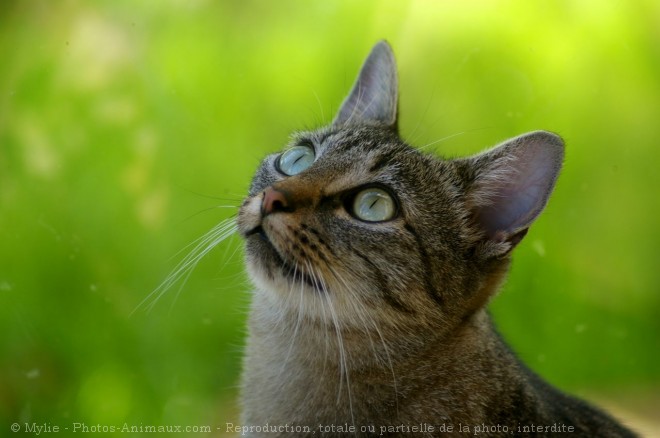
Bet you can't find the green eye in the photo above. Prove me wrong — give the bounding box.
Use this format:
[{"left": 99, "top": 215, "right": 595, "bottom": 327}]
[
  {"left": 352, "top": 188, "right": 396, "bottom": 222},
  {"left": 277, "top": 145, "right": 315, "bottom": 176}
]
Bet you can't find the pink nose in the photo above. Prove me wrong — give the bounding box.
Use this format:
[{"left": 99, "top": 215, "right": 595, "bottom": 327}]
[{"left": 261, "top": 187, "right": 290, "bottom": 215}]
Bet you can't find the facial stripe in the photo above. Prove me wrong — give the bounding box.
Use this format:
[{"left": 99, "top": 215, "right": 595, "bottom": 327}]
[
  {"left": 404, "top": 222, "right": 444, "bottom": 307},
  {"left": 369, "top": 149, "right": 398, "bottom": 173},
  {"left": 352, "top": 248, "right": 414, "bottom": 313}
]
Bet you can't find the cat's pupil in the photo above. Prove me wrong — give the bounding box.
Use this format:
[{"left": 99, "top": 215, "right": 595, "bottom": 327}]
[
  {"left": 352, "top": 188, "right": 396, "bottom": 222},
  {"left": 277, "top": 145, "right": 315, "bottom": 176}
]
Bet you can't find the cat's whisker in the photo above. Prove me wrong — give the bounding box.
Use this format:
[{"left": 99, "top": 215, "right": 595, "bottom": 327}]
[
  {"left": 327, "top": 265, "right": 379, "bottom": 358},
  {"left": 155, "top": 226, "right": 236, "bottom": 296},
  {"left": 154, "top": 228, "right": 237, "bottom": 310},
  {"left": 418, "top": 126, "right": 493, "bottom": 152},
  {"left": 211, "top": 270, "right": 248, "bottom": 292},
  {"left": 132, "top": 218, "right": 238, "bottom": 315},
  {"left": 277, "top": 262, "right": 306, "bottom": 383},
  {"left": 327, "top": 263, "right": 400, "bottom": 416},
  {"left": 178, "top": 186, "right": 244, "bottom": 203},
  {"left": 168, "top": 217, "right": 236, "bottom": 262},
  {"left": 316, "top": 268, "right": 331, "bottom": 382},
  {"left": 307, "top": 262, "right": 355, "bottom": 427},
  {"left": 406, "top": 83, "right": 438, "bottom": 144},
  {"left": 218, "top": 233, "right": 243, "bottom": 272},
  {"left": 179, "top": 207, "right": 238, "bottom": 225},
  {"left": 355, "top": 289, "right": 400, "bottom": 417},
  {"left": 311, "top": 88, "right": 326, "bottom": 125},
  {"left": 167, "top": 264, "right": 195, "bottom": 316},
  {"left": 418, "top": 130, "right": 469, "bottom": 151}
]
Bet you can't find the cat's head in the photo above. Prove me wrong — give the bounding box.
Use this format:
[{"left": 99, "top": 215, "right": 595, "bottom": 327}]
[{"left": 237, "top": 41, "right": 563, "bottom": 331}]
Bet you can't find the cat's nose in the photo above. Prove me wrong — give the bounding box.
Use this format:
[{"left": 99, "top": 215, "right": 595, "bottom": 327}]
[{"left": 262, "top": 187, "right": 293, "bottom": 216}]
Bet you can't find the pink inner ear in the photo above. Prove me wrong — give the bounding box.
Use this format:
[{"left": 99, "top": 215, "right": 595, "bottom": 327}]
[{"left": 476, "top": 132, "right": 564, "bottom": 240}]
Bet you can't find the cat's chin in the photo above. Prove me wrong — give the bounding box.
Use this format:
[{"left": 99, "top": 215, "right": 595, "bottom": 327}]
[{"left": 246, "top": 235, "right": 326, "bottom": 295}]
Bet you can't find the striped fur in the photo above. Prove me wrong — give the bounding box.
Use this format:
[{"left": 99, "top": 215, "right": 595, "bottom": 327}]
[{"left": 236, "top": 41, "right": 636, "bottom": 437}]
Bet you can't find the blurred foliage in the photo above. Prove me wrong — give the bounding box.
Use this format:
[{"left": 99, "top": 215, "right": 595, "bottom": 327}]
[{"left": 1, "top": 0, "right": 658, "bottom": 434}]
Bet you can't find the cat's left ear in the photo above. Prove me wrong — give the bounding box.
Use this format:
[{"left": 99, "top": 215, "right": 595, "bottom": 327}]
[
  {"left": 333, "top": 40, "right": 398, "bottom": 131},
  {"left": 464, "top": 131, "right": 564, "bottom": 255}
]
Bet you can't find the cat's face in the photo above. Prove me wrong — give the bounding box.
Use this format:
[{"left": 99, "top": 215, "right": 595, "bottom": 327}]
[
  {"left": 238, "top": 125, "right": 472, "bottom": 328},
  {"left": 237, "top": 41, "right": 563, "bottom": 331}
]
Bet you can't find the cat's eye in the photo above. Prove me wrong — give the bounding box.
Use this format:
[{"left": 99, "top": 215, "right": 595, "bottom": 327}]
[
  {"left": 352, "top": 188, "right": 396, "bottom": 222},
  {"left": 277, "top": 145, "right": 315, "bottom": 176}
]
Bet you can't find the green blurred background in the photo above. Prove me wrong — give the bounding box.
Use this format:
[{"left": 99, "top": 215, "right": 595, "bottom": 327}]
[{"left": 1, "top": 0, "right": 658, "bottom": 436}]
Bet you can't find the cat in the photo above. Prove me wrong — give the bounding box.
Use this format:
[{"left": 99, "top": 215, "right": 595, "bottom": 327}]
[{"left": 235, "top": 41, "right": 637, "bottom": 437}]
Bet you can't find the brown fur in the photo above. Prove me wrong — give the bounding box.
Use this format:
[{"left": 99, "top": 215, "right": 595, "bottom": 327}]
[{"left": 236, "top": 41, "right": 636, "bottom": 437}]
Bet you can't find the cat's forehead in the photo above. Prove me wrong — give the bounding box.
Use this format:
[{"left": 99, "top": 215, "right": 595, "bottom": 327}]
[
  {"left": 250, "top": 124, "right": 454, "bottom": 200},
  {"left": 292, "top": 126, "right": 419, "bottom": 172},
  {"left": 298, "top": 125, "right": 400, "bottom": 153},
  {"left": 288, "top": 126, "right": 418, "bottom": 188}
]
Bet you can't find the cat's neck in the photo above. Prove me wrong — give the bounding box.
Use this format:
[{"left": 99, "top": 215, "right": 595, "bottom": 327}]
[
  {"left": 247, "top": 289, "right": 516, "bottom": 383},
  {"left": 243, "top": 295, "right": 522, "bottom": 427}
]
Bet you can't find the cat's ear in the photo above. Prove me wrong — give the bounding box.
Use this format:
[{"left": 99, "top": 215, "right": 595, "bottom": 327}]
[
  {"left": 465, "top": 131, "right": 564, "bottom": 254},
  {"left": 333, "top": 40, "right": 398, "bottom": 131}
]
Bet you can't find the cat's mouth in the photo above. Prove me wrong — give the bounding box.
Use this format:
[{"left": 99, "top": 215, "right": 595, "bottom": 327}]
[
  {"left": 246, "top": 225, "right": 324, "bottom": 292},
  {"left": 244, "top": 224, "right": 268, "bottom": 241}
]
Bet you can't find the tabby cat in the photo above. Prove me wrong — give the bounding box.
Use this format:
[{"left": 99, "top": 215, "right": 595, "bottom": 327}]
[{"left": 236, "top": 41, "right": 636, "bottom": 437}]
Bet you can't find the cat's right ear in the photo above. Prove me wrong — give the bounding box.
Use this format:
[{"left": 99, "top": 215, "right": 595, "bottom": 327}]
[
  {"left": 464, "top": 131, "right": 564, "bottom": 257},
  {"left": 333, "top": 40, "right": 398, "bottom": 131}
]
